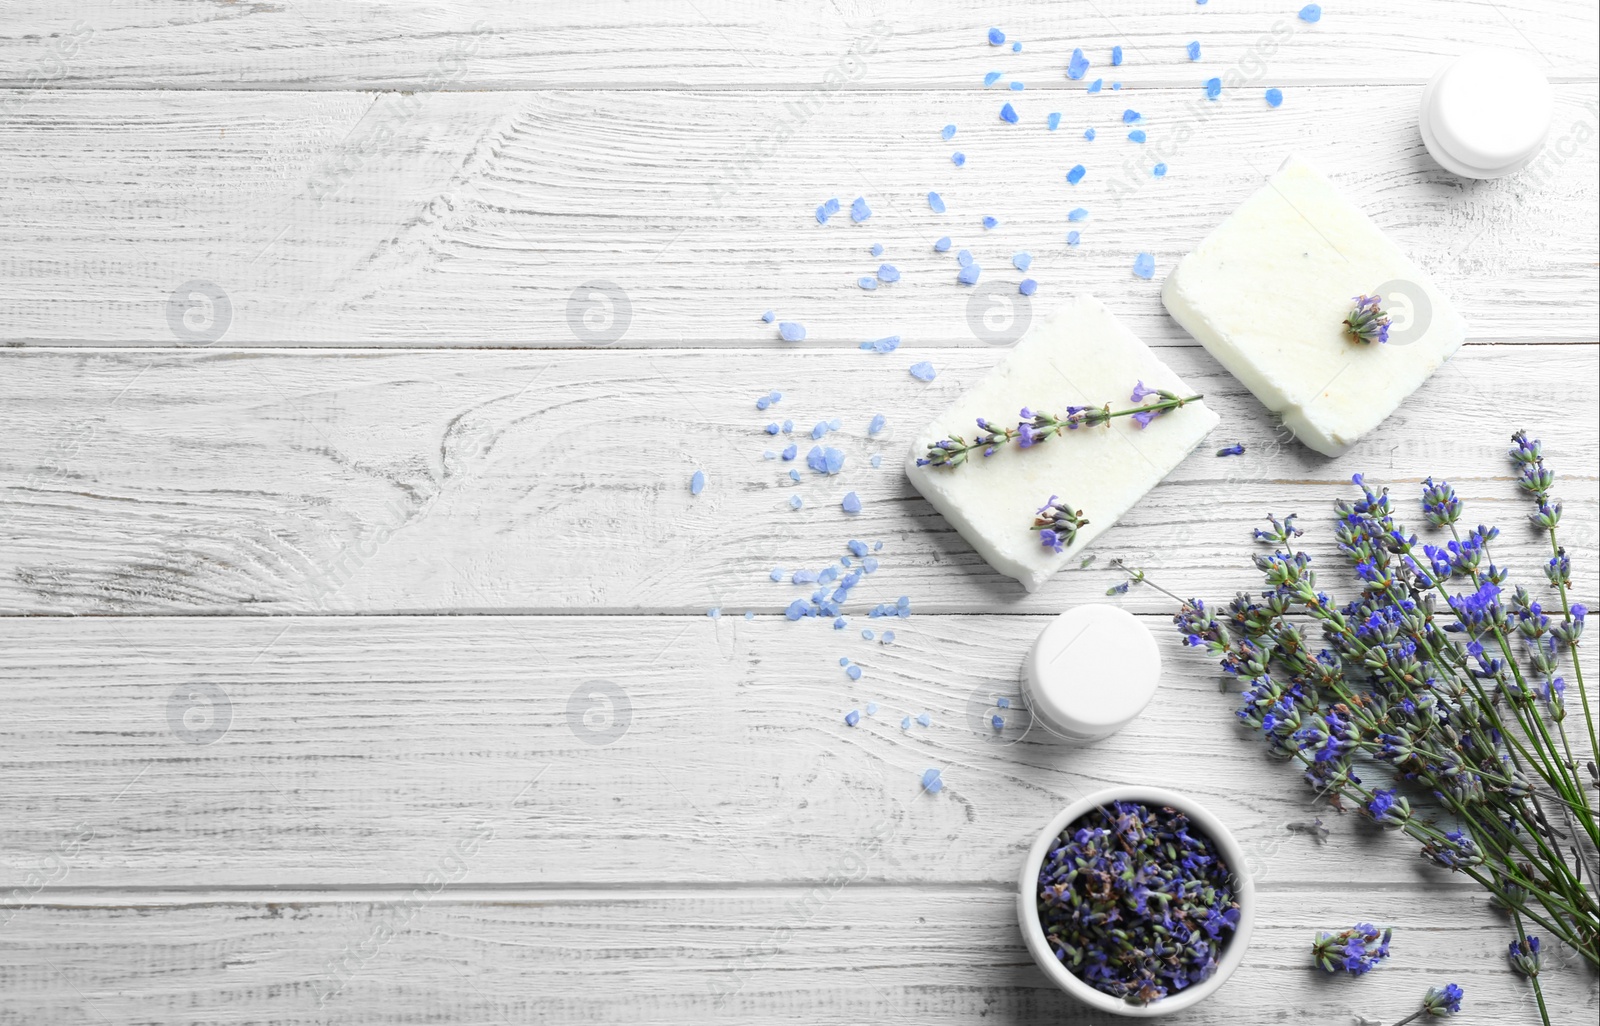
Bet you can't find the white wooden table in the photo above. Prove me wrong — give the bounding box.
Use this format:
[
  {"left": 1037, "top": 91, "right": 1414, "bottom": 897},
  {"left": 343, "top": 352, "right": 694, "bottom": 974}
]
[{"left": 2, "top": 3, "right": 1596, "bottom": 1022}]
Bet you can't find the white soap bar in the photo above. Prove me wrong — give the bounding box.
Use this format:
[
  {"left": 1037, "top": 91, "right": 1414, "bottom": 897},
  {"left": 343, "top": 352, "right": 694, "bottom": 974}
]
[
  {"left": 1022, "top": 604, "right": 1160, "bottom": 741},
  {"left": 1162, "top": 156, "right": 1467, "bottom": 457},
  {"left": 904, "top": 295, "right": 1218, "bottom": 593}
]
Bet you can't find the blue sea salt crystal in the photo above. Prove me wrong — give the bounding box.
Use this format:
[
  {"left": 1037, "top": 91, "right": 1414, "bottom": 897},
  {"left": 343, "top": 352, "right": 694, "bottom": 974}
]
[
  {"left": 1265, "top": 87, "right": 1284, "bottom": 108},
  {"left": 1153, "top": 163, "right": 1168, "bottom": 177},
  {"left": 1112, "top": 82, "right": 1122, "bottom": 90},
  {"left": 744, "top": 611, "right": 755, "bottom": 620},
  {"left": 1066, "top": 231, "right": 1081, "bottom": 246},
  {"left": 844, "top": 709, "right": 860, "bottom": 726},
  {"left": 1047, "top": 112, "right": 1061, "bottom": 131},
  {"left": 789, "top": 495, "right": 803, "bottom": 510},
  {"left": 862, "top": 335, "right": 899, "bottom": 353},
  {"left": 815, "top": 197, "right": 840, "bottom": 224},
  {"left": 1111, "top": 45, "right": 1123, "bottom": 66},
  {"left": 991, "top": 714, "right": 1005, "bottom": 731},
  {"left": 850, "top": 197, "right": 872, "bottom": 222},
  {"left": 806, "top": 445, "right": 825, "bottom": 471},
  {"left": 761, "top": 311, "right": 775, "bottom": 323},
  {"left": 983, "top": 71, "right": 1002, "bottom": 87},
  {"left": 901, "top": 716, "right": 912, "bottom": 730},
  {"left": 839, "top": 656, "right": 850, "bottom": 666},
  {"left": 834, "top": 617, "right": 846, "bottom": 628},
  {"left": 842, "top": 492, "right": 862, "bottom": 514},
  {"left": 812, "top": 422, "right": 829, "bottom": 440},
  {"left": 956, "top": 263, "right": 981, "bottom": 285},
  {"left": 1084, "top": 128, "right": 1095, "bottom": 140},
  {"left": 874, "top": 542, "right": 882, "bottom": 550},
  {"left": 1013, "top": 41, "right": 1021, "bottom": 52},
  {"left": 1066, "top": 48, "right": 1089, "bottom": 80},
  {"left": 996, "top": 697, "right": 1011, "bottom": 709},
  {"left": 1298, "top": 4, "right": 1322, "bottom": 22},
  {"left": 789, "top": 469, "right": 801, "bottom": 482},
  {"left": 1012, "top": 252, "right": 1032, "bottom": 272},
  {"left": 768, "top": 391, "right": 780, "bottom": 402},
  {"left": 770, "top": 568, "right": 784, "bottom": 581},
  {"left": 816, "top": 205, "right": 831, "bottom": 224},
  {"left": 795, "top": 569, "right": 821, "bottom": 585},
  {"left": 846, "top": 664, "right": 863, "bottom": 681},
  {"left": 1204, "top": 77, "right": 1221, "bottom": 99},
  {"left": 782, "top": 443, "right": 797, "bottom": 460},
  {"left": 866, "top": 701, "right": 879, "bottom": 714},
  {"left": 763, "top": 450, "right": 776, "bottom": 459},
  {"left": 988, "top": 27, "right": 1005, "bottom": 45},
  {"left": 1087, "top": 79, "right": 1102, "bottom": 93},
  {"left": 858, "top": 277, "right": 878, "bottom": 290},
  {"left": 863, "top": 557, "right": 880, "bottom": 573},
  {"left": 921, "top": 768, "right": 943, "bottom": 793},
  {"left": 941, "top": 124, "right": 957, "bottom": 140},
  {"left": 933, "top": 236, "right": 951, "bottom": 252},
  {"left": 690, "top": 470, "right": 706, "bottom": 495},
  {"left": 825, "top": 448, "right": 844, "bottom": 474},
  {"left": 999, "top": 102, "right": 1019, "bottom": 123},
  {"left": 785, "top": 599, "right": 808, "bottom": 619},
  {"left": 927, "top": 191, "right": 945, "bottom": 213},
  {"left": 782, "top": 419, "right": 793, "bottom": 432},
  {"left": 848, "top": 539, "right": 869, "bottom": 557},
  {"left": 757, "top": 396, "right": 770, "bottom": 410},
  {"left": 1133, "top": 253, "right": 1156, "bottom": 279},
  {"left": 1186, "top": 41, "right": 1201, "bottom": 61},
  {"left": 1066, "top": 164, "right": 1086, "bottom": 184},
  {"left": 1009, "top": 81, "right": 1024, "bottom": 91},
  {"left": 828, "top": 417, "right": 842, "bottom": 430},
  {"left": 868, "top": 413, "right": 886, "bottom": 435},
  {"left": 982, "top": 216, "right": 999, "bottom": 230},
  {"left": 916, "top": 713, "right": 932, "bottom": 728},
  {"left": 1128, "top": 129, "right": 1147, "bottom": 143},
  {"left": 1068, "top": 207, "right": 1089, "bottom": 222},
  {"left": 870, "top": 455, "right": 882, "bottom": 468},
  {"left": 909, "top": 361, "right": 938, "bottom": 381},
  {"left": 952, "top": 152, "right": 966, "bottom": 166},
  {"left": 1123, "top": 109, "right": 1141, "bottom": 123},
  {"left": 765, "top": 423, "right": 780, "bottom": 435},
  {"left": 878, "top": 264, "right": 901, "bottom": 282},
  {"left": 879, "top": 629, "right": 893, "bottom": 642},
  {"left": 1019, "top": 278, "right": 1037, "bottom": 296},
  {"left": 957, "top": 249, "right": 973, "bottom": 267},
  {"left": 870, "top": 243, "right": 883, "bottom": 257},
  {"left": 708, "top": 607, "right": 720, "bottom": 618},
  {"left": 861, "top": 629, "right": 874, "bottom": 640},
  {"left": 779, "top": 321, "right": 807, "bottom": 342}
]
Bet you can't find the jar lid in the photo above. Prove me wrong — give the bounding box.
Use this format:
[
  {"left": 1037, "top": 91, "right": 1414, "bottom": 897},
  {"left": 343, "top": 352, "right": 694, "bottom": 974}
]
[
  {"left": 1420, "top": 50, "right": 1553, "bottom": 179},
  {"left": 1022, "top": 604, "right": 1160, "bottom": 741}
]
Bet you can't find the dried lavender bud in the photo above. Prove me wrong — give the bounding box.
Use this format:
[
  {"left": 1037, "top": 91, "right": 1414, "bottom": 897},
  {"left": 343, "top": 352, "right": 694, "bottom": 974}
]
[
  {"left": 1036, "top": 800, "right": 1241, "bottom": 1005},
  {"left": 1344, "top": 294, "right": 1391, "bottom": 344}
]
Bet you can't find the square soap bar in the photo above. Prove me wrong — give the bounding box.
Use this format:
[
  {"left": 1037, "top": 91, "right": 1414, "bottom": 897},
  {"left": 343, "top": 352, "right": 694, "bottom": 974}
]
[
  {"left": 904, "top": 295, "right": 1218, "bottom": 593},
  {"left": 1162, "top": 156, "right": 1467, "bottom": 457}
]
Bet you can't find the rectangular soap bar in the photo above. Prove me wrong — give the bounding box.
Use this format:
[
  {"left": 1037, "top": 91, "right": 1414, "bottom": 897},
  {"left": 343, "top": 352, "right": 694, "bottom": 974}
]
[
  {"left": 904, "top": 295, "right": 1218, "bottom": 593},
  {"left": 1162, "top": 155, "right": 1466, "bottom": 457}
]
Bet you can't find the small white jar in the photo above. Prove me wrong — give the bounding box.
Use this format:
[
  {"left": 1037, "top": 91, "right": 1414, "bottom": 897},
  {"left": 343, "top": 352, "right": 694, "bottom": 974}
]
[
  {"left": 1419, "top": 49, "right": 1554, "bottom": 179},
  {"left": 1020, "top": 604, "right": 1160, "bottom": 742}
]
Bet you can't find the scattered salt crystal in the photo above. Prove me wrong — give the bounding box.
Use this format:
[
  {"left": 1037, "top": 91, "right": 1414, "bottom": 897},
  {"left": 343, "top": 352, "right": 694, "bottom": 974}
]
[
  {"left": 1087, "top": 79, "right": 1102, "bottom": 94},
  {"left": 863, "top": 557, "right": 880, "bottom": 573},
  {"left": 1047, "top": 112, "right": 1061, "bottom": 131},
  {"left": 870, "top": 455, "right": 882, "bottom": 468},
  {"left": 1128, "top": 129, "right": 1147, "bottom": 143},
  {"left": 848, "top": 539, "right": 869, "bottom": 557},
  {"left": 996, "top": 697, "right": 1011, "bottom": 709},
  {"left": 1186, "top": 41, "right": 1201, "bottom": 61},
  {"left": 859, "top": 277, "right": 878, "bottom": 290},
  {"left": 1083, "top": 127, "right": 1095, "bottom": 141},
  {"left": 921, "top": 768, "right": 943, "bottom": 793},
  {"left": 785, "top": 600, "right": 808, "bottom": 620},
  {"left": 862, "top": 629, "right": 874, "bottom": 640},
  {"left": 1013, "top": 252, "right": 1032, "bottom": 271},
  {"left": 1204, "top": 77, "right": 1221, "bottom": 99},
  {"left": 744, "top": 611, "right": 755, "bottom": 620},
  {"left": 909, "top": 361, "right": 938, "bottom": 381},
  {"left": 765, "top": 423, "right": 780, "bottom": 435},
  {"left": 1067, "top": 48, "right": 1089, "bottom": 80},
  {"left": 1009, "top": 82, "right": 1024, "bottom": 91},
  {"left": 789, "top": 469, "right": 801, "bottom": 482},
  {"left": 880, "top": 629, "right": 893, "bottom": 642},
  {"left": 1067, "top": 207, "right": 1089, "bottom": 222},
  {"left": 866, "top": 701, "right": 879, "bottom": 714},
  {"left": 846, "top": 664, "right": 863, "bottom": 681},
  {"left": 1265, "top": 87, "right": 1283, "bottom": 108},
  {"left": 763, "top": 450, "right": 776, "bottom": 460},
  {"left": 901, "top": 716, "right": 912, "bottom": 729},
  {"left": 756, "top": 396, "right": 770, "bottom": 410},
  {"left": 934, "top": 236, "right": 952, "bottom": 252},
  {"left": 839, "top": 656, "right": 850, "bottom": 666},
  {"left": 1298, "top": 4, "right": 1321, "bottom": 22},
  {"left": 941, "top": 124, "right": 957, "bottom": 140},
  {"left": 877, "top": 264, "right": 901, "bottom": 283},
  {"left": 1066, "top": 165, "right": 1086, "bottom": 185},
  {"left": 868, "top": 413, "right": 887, "bottom": 435},
  {"left": 1153, "top": 163, "right": 1168, "bottom": 177},
  {"left": 957, "top": 249, "right": 973, "bottom": 267},
  {"left": 833, "top": 617, "right": 847, "bottom": 629},
  {"left": 982, "top": 216, "right": 999, "bottom": 230},
  {"left": 927, "top": 191, "right": 946, "bottom": 213},
  {"left": 988, "top": 27, "right": 1005, "bottom": 45},
  {"left": 952, "top": 152, "right": 966, "bottom": 166},
  {"left": 690, "top": 470, "right": 706, "bottom": 495},
  {"left": 1066, "top": 231, "right": 1081, "bottom": 246},
  {"left": 999, "top": 102, "right": 1019, "bottom": 124},
  {"left": 1012, "top": 42, "right": 1021, "bottom": 52},
  {"left": 1123, "top": 109, "right": 1141, "bottom": 124},
  {"left": 761, "top": 311, "right": 775, "bottom": 323},
  {"left": 916, "top": 713, "right": 932, "bottom": 728},
  {"left": 812, "top": 421, "right": 829, "bottom": 439},
  {"left": 828, "top": 417, "right": 842, "bottom": 430},
  {"left": 842, "top": 492, "right": 862, "bottom": 514},
  {"left": 957, "top": 263, "right": 981, "bottom": 285},
  {"left": 861, "top": 335, "right": 900, "bottom": 353},
  {"left": 782, "top": 443, "right": 797, "bottom": 460},
  {"left": 1132, "top": 253, "right": 1156, "bottom": 279},
  {"left": 845, "top": 709, "right": 860, "bottom": 726},
  {"left": 770, "top": 568, "right": 785, "bottom": 581},
  {"left": 778, "top": 321, "right": 807, "bottom": 342},
  {"left": 1111, "top": 46, "right": 1123, "bottom": 66},
  {"left": 789, "top": 495, "right": 803, "bottom": 510},
  {"left": 782, "top": 419, "right": 793, "bottom": 432},
  {"left": 991, "top": 714, "right": 1005, "bottom": 731},
  {"left": 850, "top": 197, "right": 872, "bottom": 222},
  {"left": 1019, "top": 279, "right": 1037, "bottom": 296},
  {"left": 983, "top": 71, "right": 1002, "bottom": 87}
]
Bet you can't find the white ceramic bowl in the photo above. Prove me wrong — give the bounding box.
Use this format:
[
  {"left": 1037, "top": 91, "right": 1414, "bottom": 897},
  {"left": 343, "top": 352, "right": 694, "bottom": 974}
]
[{"left": 1016, "top": 786, "right": 1256, "bottom": 1017}]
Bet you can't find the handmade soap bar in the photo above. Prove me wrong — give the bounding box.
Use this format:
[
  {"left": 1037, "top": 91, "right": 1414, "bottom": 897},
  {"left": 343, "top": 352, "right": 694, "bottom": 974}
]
[
  {"left": 1162, "top": 156, "right": 1466, "bottom": 457},
  {"left": 904, "top": 295, "right": 1218, "bottom": 593}
]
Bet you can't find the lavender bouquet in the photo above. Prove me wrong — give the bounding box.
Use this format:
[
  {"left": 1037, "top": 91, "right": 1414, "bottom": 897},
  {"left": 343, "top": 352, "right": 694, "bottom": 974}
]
[{"left": 1174, "top": 433, "right": 1597, "bottom": 1025}]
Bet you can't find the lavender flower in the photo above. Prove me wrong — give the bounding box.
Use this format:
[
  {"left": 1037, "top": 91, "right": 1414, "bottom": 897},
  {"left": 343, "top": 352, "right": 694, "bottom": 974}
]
[
  {"left": 1312, "top": 923, "right": 1392, "bottom": 975},
  {"left": 917, "top": 388, "right": 1203, "bottom": 468},
  {"left": 1037, "top": 801, "right": 1240, "bottom": 1005},
  {"left": 1421, "top": 982, "right": 1465, "bottom": 1016},
  {"left": 1216, "top": 442, "right": 1246, "bottom": 456},
  {"left": 1344, "top": 294, "right": 1391, "bottom": 344},
  {"left": 1509, "top": 935, "right": 1542, "bottom": 977},
  {"left": 1033, "top": 495, "right": 1089, "bottom": 553}
]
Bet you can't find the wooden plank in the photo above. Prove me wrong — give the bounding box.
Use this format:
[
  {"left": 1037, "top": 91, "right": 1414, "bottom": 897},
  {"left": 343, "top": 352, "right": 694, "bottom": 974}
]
[
  {"left": 2, "top": 345, "right": 1595, "bottom": 616},
  {"left": 0, "top": 614, "right": 1592, "bottom": 889},
  {"left": 0, "top": 86, "right": 1595, "bottom": 347},
  {"left": 0, "top": 886, "right": 1592, "bottom": 1024},
  {"left": 0, "top": 0, "right": 1594, "bottom": 90}
]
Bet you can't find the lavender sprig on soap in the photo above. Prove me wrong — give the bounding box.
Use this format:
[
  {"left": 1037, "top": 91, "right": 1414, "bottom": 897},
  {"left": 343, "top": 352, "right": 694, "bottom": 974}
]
[
  {"left": 1032, "top": 495, "right": 1088, "bottom": 553},
  {"left": 1344, "top": 293, "right": 1392, "bottom": 345},
  {"left": 917, "top": 382, "right": 1203, "bottom": 468}
]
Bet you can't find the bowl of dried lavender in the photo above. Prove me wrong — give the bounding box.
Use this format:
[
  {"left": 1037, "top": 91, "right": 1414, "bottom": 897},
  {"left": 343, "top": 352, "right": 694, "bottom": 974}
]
[{"left": 1017, "top": 787, "right": 1255, "bottom": 1016}]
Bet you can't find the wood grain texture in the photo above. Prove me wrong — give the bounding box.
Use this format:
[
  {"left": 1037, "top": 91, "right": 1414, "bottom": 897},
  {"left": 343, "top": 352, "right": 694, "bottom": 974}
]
[
  {"left": 3, "top": 345, "right": 1595, "bottom": 616},
  {"left": 0, "top": 0, "right": 1594, "bottom": 89},
  {"left": 0, "top": 614, "right": 1592, "bottom": 890},
  {"left": 1, "top": 888, "right": 1593, "bottom": 1025},
  {"left": 1, "top": 85, "right": 1595, "bottom": 347}
]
